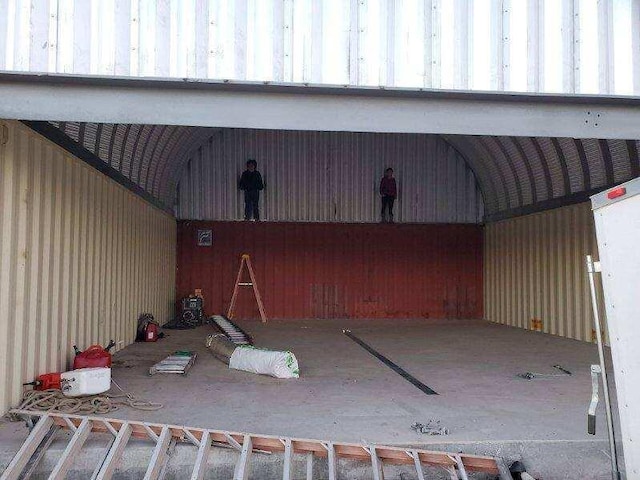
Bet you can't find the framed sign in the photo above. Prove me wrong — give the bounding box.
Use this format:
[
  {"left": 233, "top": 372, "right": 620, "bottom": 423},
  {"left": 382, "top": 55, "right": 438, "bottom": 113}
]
[{"left": 197, "top": 229, "right": 212, "bottom": 246}]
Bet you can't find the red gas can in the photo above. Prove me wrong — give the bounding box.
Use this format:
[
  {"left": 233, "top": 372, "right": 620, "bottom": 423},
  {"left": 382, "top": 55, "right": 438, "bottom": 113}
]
[
  {"left": 145, "top": 322, "right": 159, "bottom": 342},
  {"left": 23, "top": 372, "right": 61, "bottom": 390},
  {"left": 73, "top": 344, "right": 113, "bottom": 369}
]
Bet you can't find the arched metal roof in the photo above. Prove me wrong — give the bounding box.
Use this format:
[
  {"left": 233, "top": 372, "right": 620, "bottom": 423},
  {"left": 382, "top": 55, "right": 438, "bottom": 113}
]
[
  {"left": 48, "top": 121, "right": 216, "bottom": 207},
  {"left": 443, "top": 135, "right": 640, "bottom": 219},
  {"left": 37, "top": 122, "right": 640, "bottom": 221}
]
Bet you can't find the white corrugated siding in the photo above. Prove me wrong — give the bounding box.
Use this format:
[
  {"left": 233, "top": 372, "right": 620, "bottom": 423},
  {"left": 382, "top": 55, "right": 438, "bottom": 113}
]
[
  {"left": 484, "top": 202, "right": 606, "bottom": 343},
  {"left": 176, "top": 129, "right": 483, "bottom": 223},
  {"left": 0, "top": 120, "right": 176, "bottom": 415},
  {"left": 0, "top": 0, "right": 637, "bottom": 95}
]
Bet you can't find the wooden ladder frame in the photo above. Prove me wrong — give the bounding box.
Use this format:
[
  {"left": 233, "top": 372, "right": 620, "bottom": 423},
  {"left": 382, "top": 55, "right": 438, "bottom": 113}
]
[
  {"left": 2, "top": 410, "right": 513, "bottom": 480},
  {"left": 227, "top": 254, "right": 267, "bottom": 323}
]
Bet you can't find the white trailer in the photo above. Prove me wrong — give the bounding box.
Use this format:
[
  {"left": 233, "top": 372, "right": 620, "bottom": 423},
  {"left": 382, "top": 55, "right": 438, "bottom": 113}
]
[{"left": 591, "top": 177, "right": 640, "bottom": 479}]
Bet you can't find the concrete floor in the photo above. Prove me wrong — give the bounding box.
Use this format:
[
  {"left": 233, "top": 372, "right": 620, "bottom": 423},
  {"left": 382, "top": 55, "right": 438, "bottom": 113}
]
[
  {"left": 106, "top": 318, "right": 604, "bottom": 442},
  {"left": 1, "top": 318, "right": 621, "bottom": 478}
]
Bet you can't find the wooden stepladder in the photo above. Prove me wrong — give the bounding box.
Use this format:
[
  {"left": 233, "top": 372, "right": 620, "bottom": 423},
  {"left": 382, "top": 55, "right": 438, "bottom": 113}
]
[{"left": 227, "top": 254, "right": 267, "bottom": 323}]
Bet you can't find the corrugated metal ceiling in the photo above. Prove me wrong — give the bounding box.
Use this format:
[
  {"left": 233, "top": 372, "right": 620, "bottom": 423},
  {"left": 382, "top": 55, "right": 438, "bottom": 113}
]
[
  {"left": 175, "top": 129, "right": 484, "bottom": 223},
  {"left": 48, "top": 121, "right": 217, "bottom": 206},
  {"left": 35, "top": 121, "right": 640, "bottom": 221},
  {"left": 1, "top": 0, "right": 637, "bottom": 96},
  {"left": 443, "top": 135, "right": 640, "bottom": 218}
]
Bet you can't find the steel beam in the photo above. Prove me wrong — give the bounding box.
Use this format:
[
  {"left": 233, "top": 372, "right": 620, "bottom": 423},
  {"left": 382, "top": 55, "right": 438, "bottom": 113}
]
[{"left": 1, "top": 73, "right": 640, "bottom": 139}]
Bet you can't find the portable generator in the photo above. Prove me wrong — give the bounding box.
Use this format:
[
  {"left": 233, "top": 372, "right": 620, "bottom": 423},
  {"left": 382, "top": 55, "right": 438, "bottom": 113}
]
[{"left": 180, "top": 296, "right": 204, "bottom": 326}]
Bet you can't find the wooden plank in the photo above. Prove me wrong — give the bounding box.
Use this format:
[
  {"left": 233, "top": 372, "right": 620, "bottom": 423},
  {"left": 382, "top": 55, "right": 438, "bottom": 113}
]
[
  {"left": 1, "top": 415, "right": 54, "bottom": 480},
  {"left": 495, "top": 457, "right": 514, "bottom": 480},
  {"left": 95, "top": 422, "right": 133, "bottom": 480},
  {"left": 326, "top": 442, "right": 337, "bottom": 480},
  {"left": 102, "top": 420, "right": 118, "bottom": 437},
  {"left": 49, "top": 418, "right": 93, "bottom": 479},
  {"left": 190, "top": 431, "right": 211, "bottom": 480},
  {"left": 233, "top": 435, "right": 253, "bottom": 480},
  {"left": 143, "top": 424, "right": 159, "bottom": 442},
  {"left": 370, "top": 446, "right": 384, "bottom": 480},
  {"left": 445, "top": 465, "right": 459, "bottom": 480},
  {"left": 410, "top": 451, "right": 425, "bottom": 480},
  {"left": 14, "top": 425, "right": 59, "bottom": 480},
  {"left": 306, "top": 452, "right": 313, "bottom": 480},
  {"left": 224, "top": 433, "right": 243, "bottom": 451},
  {"left": 455, "top": 455, "right": 469, "bottom": 480},
  {"left": 90, "top": 437, "right": 116, "bottom": 480},
  {"left": 282, "top": 438, "right": 292, "bottom": 480},
  {"left": 183, "top": 429, "right": 200, "bottom": 447},
  {"left": 143, "top": 426, "right": 172, "bottom": 480}
]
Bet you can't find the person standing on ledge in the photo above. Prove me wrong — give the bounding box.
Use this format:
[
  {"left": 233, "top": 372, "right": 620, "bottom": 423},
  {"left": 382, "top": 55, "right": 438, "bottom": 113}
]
[
  {"left": 379, "top": 167, "right": 397, "bottom": 223},
  {"left": 239, "top": 159, "right": 264, "bottom": 221}
]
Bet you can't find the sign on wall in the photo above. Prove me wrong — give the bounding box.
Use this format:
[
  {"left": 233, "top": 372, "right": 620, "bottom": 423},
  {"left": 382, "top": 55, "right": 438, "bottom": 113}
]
[{"left": 197, "top": 229, "right": 212, "bottom": 246}]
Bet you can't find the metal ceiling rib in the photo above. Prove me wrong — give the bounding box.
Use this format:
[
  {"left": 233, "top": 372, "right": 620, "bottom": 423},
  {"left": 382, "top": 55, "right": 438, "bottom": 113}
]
[
  {"left": 443, "top": 135, "right": 640, "bottom": 221},
  {"left": 31, "top": 122, "right": 640, "bottom": 222},
  {"left": 47, "top": 121, "right": 216, "bottom": 207}
]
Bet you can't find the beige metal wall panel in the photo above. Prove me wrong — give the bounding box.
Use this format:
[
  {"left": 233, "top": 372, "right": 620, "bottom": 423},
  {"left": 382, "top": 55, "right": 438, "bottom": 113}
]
[
  {"left": 0, "top": 0, "right": 637, "bottom": 95},
  {"left": 0, "top": 120, "right": 176, "bottom": 415},
  {"left": 484, "top": 202, "right": 605, "bottom": 342},
  {"left": 175, "top": 129, "right": 484, "bottom": 223}
]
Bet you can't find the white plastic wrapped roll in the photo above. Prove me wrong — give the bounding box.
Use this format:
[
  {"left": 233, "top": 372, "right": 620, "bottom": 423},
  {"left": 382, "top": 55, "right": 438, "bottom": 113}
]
[{"left": 229, "top": 347, "right": 299, "bottom": 379}]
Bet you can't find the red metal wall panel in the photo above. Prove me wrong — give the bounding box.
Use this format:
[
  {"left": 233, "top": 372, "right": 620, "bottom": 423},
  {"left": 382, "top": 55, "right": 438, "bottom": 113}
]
[{"left": 176, "top": 221, "right": 483, "bottom": 320}]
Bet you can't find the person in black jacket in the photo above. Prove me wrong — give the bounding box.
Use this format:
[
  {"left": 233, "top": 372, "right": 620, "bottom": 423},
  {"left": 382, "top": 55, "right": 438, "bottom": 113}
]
[{"left": 238, "top": 159, "right": 264, "bottom": 221}]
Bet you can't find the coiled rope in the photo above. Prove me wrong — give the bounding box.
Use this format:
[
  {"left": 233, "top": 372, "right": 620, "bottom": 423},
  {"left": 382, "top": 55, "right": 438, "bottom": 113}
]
[{"left": 18, "top": 389, "right": 163, "bottom": 415}]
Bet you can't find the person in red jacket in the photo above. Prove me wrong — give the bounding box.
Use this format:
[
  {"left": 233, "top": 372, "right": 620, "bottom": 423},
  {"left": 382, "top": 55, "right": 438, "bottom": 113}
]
[{"left": 379, "top": 167, "right": 397, "bottom": 223}]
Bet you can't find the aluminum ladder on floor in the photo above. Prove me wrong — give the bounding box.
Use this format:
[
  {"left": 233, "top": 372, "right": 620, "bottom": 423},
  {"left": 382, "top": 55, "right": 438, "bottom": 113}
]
[
  {"left": 210, "top": 314, "right": 253, "bottom": 346},
  {"left": 1, "top": 410, "right": 513, "bottom": 480}
]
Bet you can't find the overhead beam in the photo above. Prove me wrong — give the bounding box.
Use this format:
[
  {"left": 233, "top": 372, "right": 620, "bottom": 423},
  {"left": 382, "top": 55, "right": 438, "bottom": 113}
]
[
  {"left": 484, "top": 185, "right": 609, "bottom": 223},
  {"left": 1, "top": 73, "right": 640, "bottom": 140}
]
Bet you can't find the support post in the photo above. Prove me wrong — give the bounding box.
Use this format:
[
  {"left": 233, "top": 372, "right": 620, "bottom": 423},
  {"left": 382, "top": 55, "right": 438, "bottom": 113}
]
[
  {"left": 306, "top": 452, "right": 313, "bottom": 479},
  {"left": 233, "top": 435, "right": 253, "bottom": 480},
  {"left": 409, "top": 451, "right": 425, "bottom": 480},
  {"left": 370, "top": 446, "right": 384, "bottom": 480},
  {"left": 143, "top": 426, "right": 172, "bottom": 480},
  {"left": 95, "top": 422, "right": 133, "bottom": 480},
  {"left": 326, "top": 442, "right": 336, "bottom": 480},
  {"left": 190, "top": 431, "right": 211, "bottom": 480},
  {"left": 454, "top": 455, "right": 469, "bottom": 480},
  {"left": 49, "top": 418, "right": 93, "bottom": 479},
  {"left": 282, "top": 438, "right": 293, "bottom": 480},
  {"left": 1, "top": 415, "right": 54, "bottom": 479}
]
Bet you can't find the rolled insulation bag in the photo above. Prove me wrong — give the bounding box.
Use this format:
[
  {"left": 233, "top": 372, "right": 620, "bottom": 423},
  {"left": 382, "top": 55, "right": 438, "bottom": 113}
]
[
  {"left": 229, "top": 346, "right": 299, "bottom": 379},
  {"left": 205, "top": 334, "right": 299, "bottom": 378}
]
